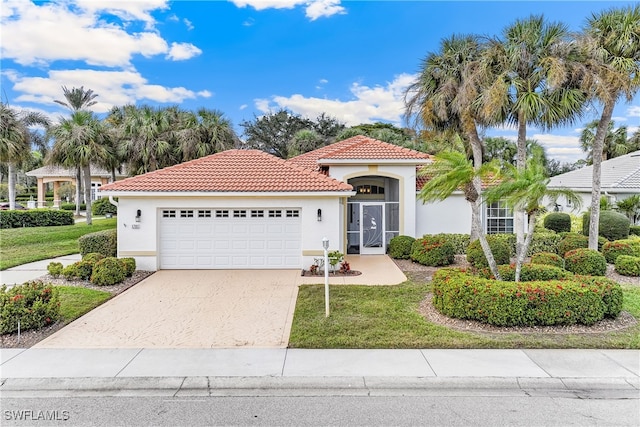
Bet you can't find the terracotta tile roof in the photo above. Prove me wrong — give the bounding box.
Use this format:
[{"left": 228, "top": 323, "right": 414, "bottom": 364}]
[
  {"left": 288, "top": 135, "right": 432, "bottom": 170},
  {"left": 100, "top": 150, "right": 353, "bottom": 193}
]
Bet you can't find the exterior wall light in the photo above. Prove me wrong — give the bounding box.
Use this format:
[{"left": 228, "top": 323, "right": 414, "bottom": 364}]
[
  {"left": 317, "top": 208, "right": 322, "bottom": 222},
  {"left": 135, "top": 209, "right": 142, "bottom": 222}
]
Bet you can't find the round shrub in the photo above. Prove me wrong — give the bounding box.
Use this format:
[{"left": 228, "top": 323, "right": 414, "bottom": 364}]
[
  {"left": 90, "top": 257, "right": 125, "bottom": 286},
  {"left": 120, "top": 257, "right": 136, "bottom": 277},
  {"left": 583, "top": 210, "right": 630, "bottom": 241},
  {"left": 531, "top": 252, "right": 564, "bottom": 269},
  {"left": 62, "top": 264, "right": 78, "bottom": 280},
  {"left": 74, "top": 260, "right": 94, "bottom": 280},
  {"left": 543, "top": 212, "right": 571, "bottom": 233},
  {"left": 0, "top": 281, "right": 60, "bottom": 334},
  {"left": 630, "top": 225, "right": 640, "bottom": 236},
  {"left": 410, "top": 235, "right": 455, "bottom": 266},
  {"left": 47, "top": 262, "right": 64, "bottom": 277},
  {"left": 558, "top": 233, "right": 588, "bottom": 257},
  {"left": 78, "top": 229, "right": 117, "bottom": 257},
  {"left": 602, "top": 240, "right": 635, "bottom": 264},
  {"left": 615, "top": 255, "right": 640, "bottom": 277},
  {"left": 466, "top": 236, "right": 510, "bottom": 269},
  {"left": 496, "top": 263, "right": 573, "bottom": 282},
  {"left": 83, "top": 252, "right": 106, "bottom": 264},
  {"left": 564, "top": 248, "right": 607, "bottom": 276},
  {"left": 388, "top": 235, "right": 415, "bottom": 260}
]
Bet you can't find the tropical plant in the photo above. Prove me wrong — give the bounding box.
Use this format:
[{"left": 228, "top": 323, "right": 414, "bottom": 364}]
[
  {"left": 484, "top": 155, "right": 581, "bottom": 281},
  {"left": 0, "top": 103, "right": 50, "bottom": 210},
  {"left": 616, "top": 195, "right": 640, "bottom": 225},
  {"left": 175, "top": 108, "right": 239, "bottom": 162},
  {"left": 580, "top": 119, "right": 638, "bottom": 163},
  {"left": 580, "top": 5, "right": 640, "bottom": 250}
]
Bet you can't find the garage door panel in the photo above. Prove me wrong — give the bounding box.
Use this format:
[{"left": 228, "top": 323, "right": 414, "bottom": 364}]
[{"left": 160, "top": 208, "right": 301, "bottom": 269}]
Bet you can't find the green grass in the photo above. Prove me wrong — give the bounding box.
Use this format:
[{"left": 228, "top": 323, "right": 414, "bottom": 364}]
[
  {"left": 289, "top": 281, "right": 640, "bottom": 349},
  {"left": 58, "top": 286, "right": 112, "bottom": 322},
  {"left": 0, "top": 218, "right": 116, "bottom": 270}
]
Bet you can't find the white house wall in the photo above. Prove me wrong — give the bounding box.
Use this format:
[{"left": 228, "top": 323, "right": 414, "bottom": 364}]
[
  {"left": 416, "top": 193, "right": 472, "bottom": 236},
  {"left": 328, "top": 164, "right": 418, "bottom": 237},
  {"left": 116, "top": 196, "right": 344, "bottom": 271}
]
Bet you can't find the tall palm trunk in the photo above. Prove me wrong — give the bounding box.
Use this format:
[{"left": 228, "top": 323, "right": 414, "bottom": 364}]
[
  {"left": 83, "top": 164, "right": 92, "bottom": 225},
  {"left": 75, "top": 166, "right": 82, "bottom": 215},
  {"left": 588, "top": 101, "right": 615, "bottom": 250},
  {"left": 8, "top": 163, "right": 17, "bottom": 210},
  {"left": 514, "top": 113, "right": 527, "bottom": 261},
  {"left": 515, "top": 212, "right": 538, "bottom": 282}
]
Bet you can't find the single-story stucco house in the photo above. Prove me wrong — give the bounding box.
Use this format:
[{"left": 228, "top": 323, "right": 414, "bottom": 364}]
[
  {"left": 100, "top": 136, "right": 515, "bottom": 271},
  {"left": 547, "top": 150, "right": 640, "bottom": 221}
]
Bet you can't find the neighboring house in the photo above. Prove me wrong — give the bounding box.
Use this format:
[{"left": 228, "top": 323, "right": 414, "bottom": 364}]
[
  {"left": 547, "top": 150, "right": 640, "bottom": 220},
  {"left": 26, "top": 165, "right": 126, "bottom": 208},
  {"left": 100, "top": 136, "right": 509, "bottom": 271}
]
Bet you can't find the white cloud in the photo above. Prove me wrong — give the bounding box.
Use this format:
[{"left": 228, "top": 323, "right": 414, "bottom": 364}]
[
  {"left": 319, "top": 79, "right": 329, "bottom": 84},
  {"left": 305, "top": 0, "right": 345, "bottom": 20},
  {"left": 167, "top": 42, "right": 202, "bottom": 61},
  {"left": 255, "top": 73, "right": 415, "bottom": 126},
  {"left": 627, "top": 106, "right": 640, "bottom": 117},
  {"left": 183, "top": 18, "right": 194, "bottom": 30},
  {"left": 6, "top": 69, "right": 211, "bottom": 113},
  {"left": 239, "top": 104, "right": 248, "bottom": 110},
  {"left": 612, "top": 116, "right": 628, "bottom": 122},
  {"left": 231, "top": 0, "right": 345, "bottom": 20},
  {"left": 530, "top": 133, "right": 584, "bottom": 163},
  {"left": 1, "top": 0, "right": 199, "bottom": 67}
]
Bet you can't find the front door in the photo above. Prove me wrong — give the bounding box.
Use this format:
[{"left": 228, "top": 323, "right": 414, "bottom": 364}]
[{"left": 360, "top": 203, "right": 385, "bottom": 255}]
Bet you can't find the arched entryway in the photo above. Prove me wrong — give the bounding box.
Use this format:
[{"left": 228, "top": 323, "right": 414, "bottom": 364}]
[{"left": 346, "top": 176, "right": 400, "bottom": 254}]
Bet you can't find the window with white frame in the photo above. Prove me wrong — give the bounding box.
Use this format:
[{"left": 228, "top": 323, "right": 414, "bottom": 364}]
[{"left": 485, "top": 200, "right": 513, "bottom": 234}]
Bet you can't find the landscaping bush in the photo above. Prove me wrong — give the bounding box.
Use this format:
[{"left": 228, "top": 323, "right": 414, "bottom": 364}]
[
  {"left": 62, "top": 264, "right": 78, "bottom": 280},
  {"left": 388, "top": 235, "right": 415, "bottom": 259},
  {"left": 78, "top": 229, "right": 117, "bottom": 257},
  {"left": 602, "top": 240, "right": 636, "bottom": 264},
  {"left": 74, "top": 261, "right": 94, "bottom": 280},
  {"left": 0, "top": 281, "right": 60, "bottom": 334},
  {"left": 583, "top": 210, "right": 630, "bottom": 241},
  {"left": 558, "top": 233, "right": 588, "bottom": 256},
  {"left": 528, "top": 232, "right": 562, "bottom": 256},
  {"left": 466, "top": 236, "right": 510, "bottom": 269},
  {"left": 614, "top": 255, "right": 640, "bottom": 277},
  {"left": 564, "top": 248, "right": 607, "bottom": 276},
  {"left": 0, "top": 209, "right": 74, "bottom": 229},
  {"left": 531, "top": 252, "right": 564, "bottom": 269},
  {"left": 489, "top": 234, "right": 516, "bottom": 257},
  {"left": 431, "top": 269, "right": 617, "bottom": 326},
  {"left": 410, "top": 235, "right": 455, "bottom": 267},
  {"left": 576, "top": 276, "right": 624, "bottom": 318},
  {"left": 90, "top": 257, "right": 125, "bottom": 286},
  {"left": 47, "top": 262, "right": 64, "bottom": 277},
  {"left": 491, "top": 263, "right": 573, "bottom": 282},
  {"left": 120, "top": 257, "right": 136, "bottom": 277},
  {"left": 439, "top": 233, "right": 470, "bottom": 255},
  {"left": 83, "top": 252, "right": 106, "bottom": 264},
  {"left": 60, "top": 203, "right": 86, "bottom": 211},
  {"left": 630, "top": 225, "right": 640, "bottom": 236},
  {"left": 544, "top": 212, "right": 571, "bottom": 233},
  {"left": 91, "top": 197, "right": 117, "bottom": 216}
]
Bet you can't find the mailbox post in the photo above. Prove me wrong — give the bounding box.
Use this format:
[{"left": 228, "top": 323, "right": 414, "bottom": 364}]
[{"left": 322, "top": 237, "right": 330, "bottom": 317}]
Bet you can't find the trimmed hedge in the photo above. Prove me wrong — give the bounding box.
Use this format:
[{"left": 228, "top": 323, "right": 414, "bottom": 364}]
[
  {"left": 120, "top": 257, "right": 136, "bottom": 277},
  {"left": 602, "top": 240, "right": 636, "bottom": 264},
  {"left": 78, "top": 229, "right": 117, "bottom": 257},
  {"left": 0, "top": 209, "right": 74, "bottom": 229},
  {"left": 615, "top": 255, "right": 640, "bottom": 277},
  {"left": 630, "top": 225, "right": 640, "bottom": 236},
  {"left": 487, "top": 264, "right": 573, "bottom": 282},
  {"left": 92, "top": 197, "right": 117, "bottom": 216},
  {"left": 528, "top": 232, "right": 562, "bottom": 256},
  {"left": 410, "top": 235, "right": 455, "bottom": 267},
  {"left": 47, "top": 262, "right": 64, "bottom": 277},
  {"left": 431, "top": 269, "right": 621, "bottom": 326},
  {"left": 60, "top": 203, "right": 86, "bottom": 211},
  {"left": 564, "top": 248, "right": 607, "bottom": 276},
  {"left": 466, "top": 236, "right": 510, "bottom": 268},
  {"left": 583, "top": 210, "right": 630, "bottom": 241},
  {"left": 91, "top": 257, "right": 125, "bottom": 286},
  {"left": 531, "top": 252, "right": 564, "bottom": 269},
  {"left": 0, "top": 281, "right": 60, "bottom": 334},
  {"left": 388, "top": 235, "right": 415, "bottom": 259},
  {"left": 83, "top": 252, "right": 106, "bottom": 264},
  {"left": 544, "top": 213, "right": 571, "bottom": 233},
  {"left": 440, "top": 234, "right": 471, "bottom": 255},
  {"left": 558, "top": 233, "right": 588, "bottom": 256}
]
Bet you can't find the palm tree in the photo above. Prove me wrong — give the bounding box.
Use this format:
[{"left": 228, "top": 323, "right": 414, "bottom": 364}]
[
  {"left": 54, "top": 86, "right": 99, "bottom": 216},
  {"left": 482, "top": 15, "right": 587, "bottom": 260},
  {"left": 484, "top": 156, "right": 581, "bottom": 282},
  {"left": 0, "top": 103, "right": 50, "bottom": 209},
  {"left": 418, "top": 149, "right": 503, "bottom": 280},
  {"left": 580, "top": 120, "right": 635, "bottom": 163},
  {"left": 581, "top": 5, "right": 640, "bottom": 249},
  {"left": 49, "top": 111, "right": 111, "bottom": 225},
  {"left": 176, "top": 108, "right": 238, "bottom": 162}
]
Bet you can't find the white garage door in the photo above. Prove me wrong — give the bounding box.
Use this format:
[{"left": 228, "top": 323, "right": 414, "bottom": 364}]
[{"left": 159, "top": 208, "right": 302, "bottom": 269}]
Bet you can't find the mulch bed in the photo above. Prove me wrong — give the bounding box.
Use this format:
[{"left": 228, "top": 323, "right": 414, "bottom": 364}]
[{"left": 1, "top": 271, "right": 154, "bottom": 349}]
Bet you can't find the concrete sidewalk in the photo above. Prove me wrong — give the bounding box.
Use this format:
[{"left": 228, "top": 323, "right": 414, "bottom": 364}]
[{"left": 0, "top": 254, "right": 81, "bottom": 287}]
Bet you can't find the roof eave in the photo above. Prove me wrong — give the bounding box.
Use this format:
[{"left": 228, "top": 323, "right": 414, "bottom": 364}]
[
  {"left": 318, "top": 158, "right": 431, "bottom": 166},
  {"left": 99, "top": 190, "right": 356, "bottom": 198}
]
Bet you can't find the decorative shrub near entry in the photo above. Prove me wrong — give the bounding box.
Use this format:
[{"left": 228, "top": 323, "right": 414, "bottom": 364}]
[
  {"left": 488, "top": 264, "right": 572, "bottom": 282},
  {"left": 583, "top": 210, "right": 630, "bottom": 241},
  {"left": 388, "top": 235, "right": 415, "bottom": 259},
  {"left": 531, "top": 252, "right": 564, "bottom": 269},
  {"left": 544, "top": 212, "right": 571, "bottom": 233},
  {"left": 0, "top": 281, "right": 60, "bottom": 334},
  {"left": 78, "top": 229, "right": 117, "bottom": 257},
  {"left": 615, "top": 255, "right": 640, "bottom": 277},
  {"left": 120, "top": 258, "right": 136, "bottom": 277},
  {"left": 431, "top": 269, "right": 621, "bottom": 327},
  {"left": 410, "top": 235, "right": 455, "bottom": 266},
  {"left": 47, "top": 262, "right": 64, "bottom": 277},
  {"left": 90, "top": 257, "right": 125, "bottom": 286},
  {"left": 466, "top": 236, "right": 510, "bottom": 269},
  {"left": 564, "top": 248, "right": 607, "bottom": 276},
  {"left": 0, "top": 209, "right": 74, "bottom": 229},
  {"left": 558, "top": 233, "right": 588, "bottom": 257}
]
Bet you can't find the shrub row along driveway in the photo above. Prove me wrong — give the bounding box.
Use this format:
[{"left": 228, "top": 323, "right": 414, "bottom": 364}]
[{"left": 35, "top": 270, "right": 300, "bottom": 348}]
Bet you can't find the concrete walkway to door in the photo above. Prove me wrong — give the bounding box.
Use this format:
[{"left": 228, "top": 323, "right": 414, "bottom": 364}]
[{"left": 33, "top": 256, "right": 406, "bottom": 349}]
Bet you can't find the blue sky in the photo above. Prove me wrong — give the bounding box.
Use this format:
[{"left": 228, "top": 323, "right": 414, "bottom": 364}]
[{"left": 2, "top": 0, "right": 639, "bottom": 163}]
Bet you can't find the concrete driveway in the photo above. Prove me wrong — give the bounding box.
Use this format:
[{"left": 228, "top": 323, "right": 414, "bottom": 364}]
[{"left": 36, "top": 270, "right": 301, "bottom": 349}]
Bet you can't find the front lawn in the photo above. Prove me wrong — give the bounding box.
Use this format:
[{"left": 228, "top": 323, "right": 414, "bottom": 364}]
[
  {"left": 0, "top": 218, "right": 116, "bottom": 270},
  {"left": 288, "top": 281, "right": 640, "bottom": 349},
  {"left": 58, "top": 286, "right": 112, "bottom": 322}
]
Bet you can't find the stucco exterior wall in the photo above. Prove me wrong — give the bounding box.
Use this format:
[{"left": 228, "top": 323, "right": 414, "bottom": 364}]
[
  {"left": 115, "top": 195, "right": 345, "bottom": 271},
  {"left": 415, "top": 193, "right": 472, "bottom": 236}
]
